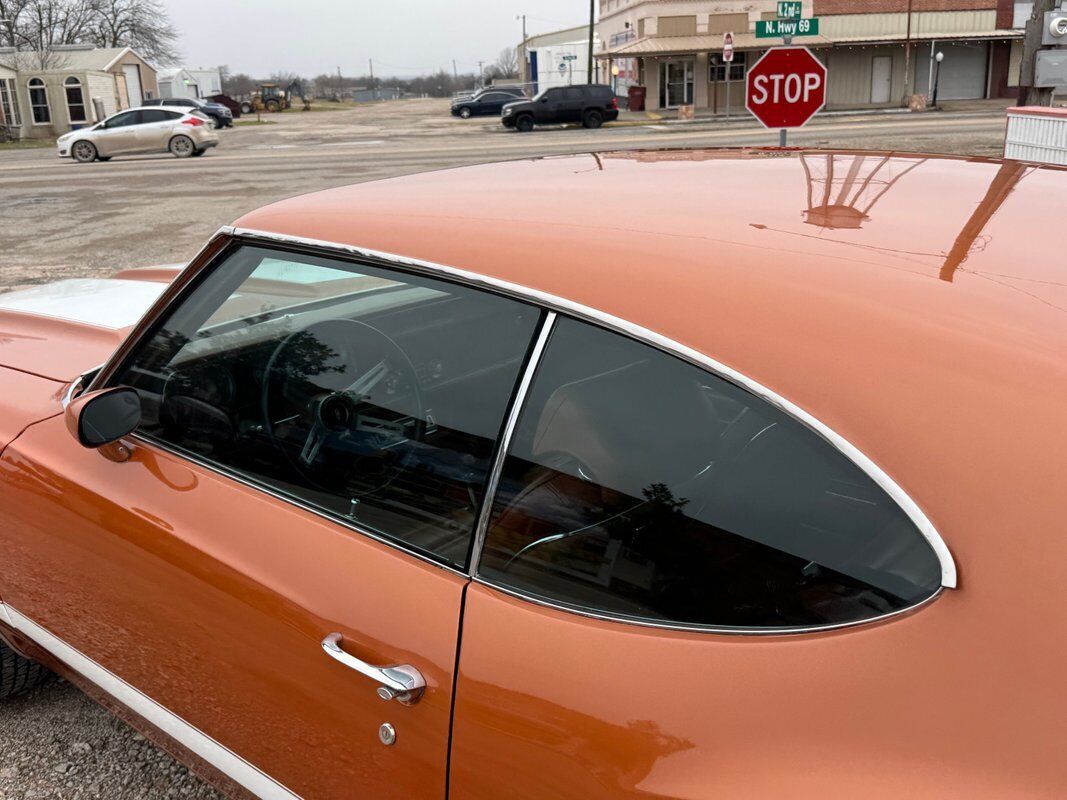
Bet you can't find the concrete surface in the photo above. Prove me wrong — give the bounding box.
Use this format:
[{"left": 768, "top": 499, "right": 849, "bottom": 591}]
[{"left": 0, "top": 96, "right": 1022, "bottom": 798}]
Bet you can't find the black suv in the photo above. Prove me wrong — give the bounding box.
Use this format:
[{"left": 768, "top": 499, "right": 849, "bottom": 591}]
[
  {"left": 502, "top": 85, "right": 618, "bottom": 132},
  {"left": 143, "top": 97, "right": 233, "bottom": 128}
]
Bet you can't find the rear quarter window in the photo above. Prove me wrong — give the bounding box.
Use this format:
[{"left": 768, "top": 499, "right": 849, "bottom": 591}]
[{"left": 478, "top": 318, "right": 946, "bottom": 631}]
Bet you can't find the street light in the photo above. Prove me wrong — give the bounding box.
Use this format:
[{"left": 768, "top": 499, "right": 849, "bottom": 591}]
[{"left": 932, "top": 50, "right": 944, "bottom": 109}]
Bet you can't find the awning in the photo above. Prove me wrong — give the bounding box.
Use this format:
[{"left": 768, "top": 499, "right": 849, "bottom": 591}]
[
  {"left": 830, "top": 29, "right": 1023, "bottom": 45},
  {"left": 599, "top": 29, "right": 1021, "bottom": 58},
  {"left": 601, "top": 32, "right": 832, "bottom": 57}
]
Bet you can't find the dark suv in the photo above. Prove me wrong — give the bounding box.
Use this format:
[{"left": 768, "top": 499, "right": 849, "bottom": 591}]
[{"left": 502, "top": 84, "right": 618, "bottom": 132}]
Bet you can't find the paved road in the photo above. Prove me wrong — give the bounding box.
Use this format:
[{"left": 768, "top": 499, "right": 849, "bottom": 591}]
[{"left": 0, "top": 97, "right": 1014, "bottom": 798}]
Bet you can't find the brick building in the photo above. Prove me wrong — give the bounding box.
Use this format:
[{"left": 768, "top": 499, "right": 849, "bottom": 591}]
[{"left": 597, "top": 0, "right": 1023, "bottom": 111}]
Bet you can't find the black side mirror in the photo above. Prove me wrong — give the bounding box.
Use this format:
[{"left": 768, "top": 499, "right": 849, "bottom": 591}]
[{"left": 65, "top": 387, "right": 142, "bottom": 448}]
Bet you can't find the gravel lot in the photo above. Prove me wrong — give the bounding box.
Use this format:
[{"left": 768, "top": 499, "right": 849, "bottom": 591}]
[
  {"left": 0, "top": 679, "right": 223, "bottom": 799},
  {"left": 0, "top": 96, "right": 1026, "bottom": 798}
]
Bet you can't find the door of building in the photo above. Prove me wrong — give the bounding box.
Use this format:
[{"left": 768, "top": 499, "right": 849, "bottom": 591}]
[
  {"left": 659, "top": 59, "right": 694, "bottom": 108},
  {"left": 122, "top": 64, "right": 143, "bottom": 106},
  {"left": 871, "top": 56, "right": 893, "bottom": 104}
]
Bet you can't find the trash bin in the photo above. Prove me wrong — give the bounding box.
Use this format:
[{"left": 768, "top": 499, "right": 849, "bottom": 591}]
[{"left": 628, "top": 85, "right": 647, "bottom": 112}]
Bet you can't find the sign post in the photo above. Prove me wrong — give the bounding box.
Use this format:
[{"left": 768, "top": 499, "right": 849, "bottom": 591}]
[
  {"left": 744, "top": 46, "right": 827, "bottom": 147},
  {"left": 723, "top": 32, "right": 734, "bottom": 119}
]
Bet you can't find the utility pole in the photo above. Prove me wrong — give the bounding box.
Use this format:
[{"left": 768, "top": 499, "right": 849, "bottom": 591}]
[
  {"left": 1018, "top": 0, "right": 1060, "bottom": 106},
  {"left": 452, "top": 59, "right": 457, "bottom": 80},
  {"left": 368, "top": 58, "right": 375, "bottom": 100},
  {"left": 477, "top": 60, "right": 484, "bottom": 88},
  {"left": 336, "top": 66, "right": 341, "bottom": 100},
  {"left": 902, "top": 0, "right": 914, "bottom": 103},
  {"left": 587, "top": 0, "right": 595, "bottom": 84},
  {"left": 517, "top": 14, "right": 527, "bottom": 83}
]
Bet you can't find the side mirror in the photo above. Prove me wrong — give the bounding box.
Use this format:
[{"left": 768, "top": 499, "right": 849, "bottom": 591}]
[{"left": 65, "top": 387, "right": 141, "bottom": 448}]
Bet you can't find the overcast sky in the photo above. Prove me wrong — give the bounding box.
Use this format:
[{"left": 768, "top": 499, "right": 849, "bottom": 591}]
[{"left": 165, "top": 1, "right": 590, "bottom": 78}]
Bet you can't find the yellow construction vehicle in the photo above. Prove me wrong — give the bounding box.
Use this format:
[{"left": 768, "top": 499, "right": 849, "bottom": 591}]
[{"left": 239, "top": 81, "right": 311, "bottom": 114}]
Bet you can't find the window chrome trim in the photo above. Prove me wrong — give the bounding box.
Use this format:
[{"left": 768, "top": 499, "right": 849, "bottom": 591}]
[
  {"left": 468, "top": 312, "right": 557, "bottom": 576},
  {"left": 226, "top": 225, "right": 957, "bottom": 591},
  {"left": 473, "top": 577, "right": 946, "bottom": 636},
  {"left": 0, "top": 602, "right": 302, "bottom": 800}
]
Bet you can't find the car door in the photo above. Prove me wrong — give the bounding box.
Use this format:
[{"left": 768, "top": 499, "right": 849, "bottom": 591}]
[
  {"left": 133, "top": 108, "right": 181, "bottom": 152},
  {"left": 449, "top": 316, "right": 955, "bottom": 798},
  {"left": 477, "top": 93, "right": 505, "bottom": 115},
  {"left": 93, "top": 109, "right": 142, "bottom": 155},
  {"left": 535, "top": 88, "right": 562, "bottom": 122},
  {"left": 0, "top": 241, "right": 543, "bottom": 799},
  {"left": 558, "top": 87, "right": 586, "bottom": 123}
]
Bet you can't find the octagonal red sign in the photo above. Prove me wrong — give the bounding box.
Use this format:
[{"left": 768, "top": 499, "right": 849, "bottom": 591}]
[{"left": 745, "top": 46, "right": 827, "bottom": 129}]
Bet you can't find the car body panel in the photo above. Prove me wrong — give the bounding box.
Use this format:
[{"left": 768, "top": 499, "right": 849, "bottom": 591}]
[
  {"left": 450, "top": 582, "right": 1064, "bottom": 798},
  {"left": 0, "top": 278, "right": 170, "bottom": 380},
  {"left": 0, "top": 367, "right": 62, "bottom": 451},
  {"left": 0, "top": 418, "right": 465, "bottom": 799}
]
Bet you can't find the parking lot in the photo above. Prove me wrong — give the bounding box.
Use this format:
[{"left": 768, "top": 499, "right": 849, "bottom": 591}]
[
  {"left": 0, "top": 95, "right": 1025, "bottom": 798},
  {"left": 0, "top": 96, "right": 1015, "bottom": 294}
]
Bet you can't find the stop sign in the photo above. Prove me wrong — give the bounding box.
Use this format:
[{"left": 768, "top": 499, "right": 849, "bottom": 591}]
[{"left": 745, "top": 46, "right": 826, "bottom": 129}]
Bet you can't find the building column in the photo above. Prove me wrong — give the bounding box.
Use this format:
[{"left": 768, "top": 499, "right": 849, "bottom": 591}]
[{"left": 695, "top": 52, "right": 709, "bottom": 109}]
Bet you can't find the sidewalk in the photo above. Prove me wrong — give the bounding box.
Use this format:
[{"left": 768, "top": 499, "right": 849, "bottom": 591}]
[{"left": 610, "top": 97, "right": 1022, "bottom": 128}]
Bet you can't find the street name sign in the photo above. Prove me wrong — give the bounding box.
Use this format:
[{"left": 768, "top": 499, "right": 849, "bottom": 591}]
[
  {"left": 778, "top": 1, "right": 802, "bottom": 19},
  {"left": 745, "top": 46, "right": 827, "bottom": 129},
  {"left": 756, "top": 17, "right": 820, "bottom": 38}
]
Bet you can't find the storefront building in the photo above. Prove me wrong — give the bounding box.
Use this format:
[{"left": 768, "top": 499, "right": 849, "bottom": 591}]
[{"left": 598, "top": 0, "right": 1023, "bottom": 111}]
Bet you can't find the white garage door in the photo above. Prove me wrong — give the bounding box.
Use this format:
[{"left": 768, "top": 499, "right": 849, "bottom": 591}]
[{"left": 122, "top": 64, "right": 143, "bottom": 106}]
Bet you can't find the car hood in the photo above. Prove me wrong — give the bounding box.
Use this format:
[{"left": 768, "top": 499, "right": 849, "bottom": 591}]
[
  {"left": 502, "top": 99, "right": 532, "bottom": 112},
  {"left": 0, "top": 269, "right": 180, "bottom": 382}
]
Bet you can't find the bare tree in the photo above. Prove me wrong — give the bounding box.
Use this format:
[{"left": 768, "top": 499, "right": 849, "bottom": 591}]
[
  {"left": 493, "top": 46, "right": 518, "bottom": 79},
  {"left": 222, "top": 71, "right": 256, "bottom": 97},
  {"left": 87, "top": 0, "right": 179, "bottom": 65},
  {"left": 6, "top": 0, "right": 96, "bottom": 68},
  {"left": 0, "top": 0, "right": 32, "bottom": 47}
]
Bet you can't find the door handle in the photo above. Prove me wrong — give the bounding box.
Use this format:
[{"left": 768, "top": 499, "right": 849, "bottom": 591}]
[{"left": 321, "top": 632, "right": 425, "bottom": 705}]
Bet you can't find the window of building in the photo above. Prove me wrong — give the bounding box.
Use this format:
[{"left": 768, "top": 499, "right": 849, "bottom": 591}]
[
  {"left": 27, "top": 77, "right": 50, "bottom": 124},
  {"left": 657, "top": 15, "right": 697, "bottom": 37},
  {"left": 710, "top": 51, "right": 748, "bottom": 82},
  {"left": 114, "top": 245, "right": 542, "bottom": 569},
  {"left": 0, "top": 78, "right": 21, "bottom": 127},
  {"left": 64, "top": 76, "right": 87, "bottom": 123},
  {"left": 478, "top": 318, "right": 944, "bottom": 631},
  {"left": 708, "top": 12, "right": 750, "bottom": 35}
]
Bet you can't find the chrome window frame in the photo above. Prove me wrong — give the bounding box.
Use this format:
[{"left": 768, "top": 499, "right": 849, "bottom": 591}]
[{"left": 90, "top": 226, "right": 957, "bottom": 636}]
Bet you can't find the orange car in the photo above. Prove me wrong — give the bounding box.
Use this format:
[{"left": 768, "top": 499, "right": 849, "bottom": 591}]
[{"left": 0, "top": 149, "right": 1064, "bottom": 800}]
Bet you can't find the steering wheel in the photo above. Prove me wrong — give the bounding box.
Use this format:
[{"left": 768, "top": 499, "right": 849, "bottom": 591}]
[{"left": 261, "top": 318, "right": 424, "bottom": 497}]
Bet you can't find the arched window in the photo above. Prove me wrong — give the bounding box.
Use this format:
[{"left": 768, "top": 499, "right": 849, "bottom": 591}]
[
  {"left": 27, "top": 77, "right": 50, "bottom": 124},
  {"left": 64, "top": 76, "right": 86, "bottom": 123}
]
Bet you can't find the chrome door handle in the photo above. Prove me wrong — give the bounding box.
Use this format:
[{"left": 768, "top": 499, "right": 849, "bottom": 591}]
[{"left": 321, "top": 632, "right": 425, "bottom": 705}]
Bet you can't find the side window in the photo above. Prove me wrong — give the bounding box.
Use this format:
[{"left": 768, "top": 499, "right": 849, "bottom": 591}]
[
  {"left": 563, "top": 87, "right": 585, "bottom": 102},
  {"left": 140, "top": 109, "right": 171, "bottom": 123},
  {"left": 479, "top": 318, "right": 944, "bottom": 630},
  {"left": 115, "top": 246, "right": 542, "bottom": 567},
  {"left": 107, "top": 111, "right": 141, "bottom": 127}
]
